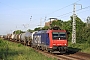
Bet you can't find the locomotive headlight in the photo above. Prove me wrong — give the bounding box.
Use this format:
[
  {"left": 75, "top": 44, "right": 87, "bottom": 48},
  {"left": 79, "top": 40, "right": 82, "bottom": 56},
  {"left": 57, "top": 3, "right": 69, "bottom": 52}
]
[
  {"left": 50, "top": 47, "right": 52, "bottom": 48},
  {"left": 65, "top": 44, "right": 66, "bottom": 45},
  {"left": 53, "top": 44, "right": 56, "bottom": 45}
]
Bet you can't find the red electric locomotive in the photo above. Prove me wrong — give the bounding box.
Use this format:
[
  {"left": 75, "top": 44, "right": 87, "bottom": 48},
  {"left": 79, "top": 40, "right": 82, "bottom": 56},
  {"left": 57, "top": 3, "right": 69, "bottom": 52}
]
[
  {"left": 32, "top": 27, "right": 68, "bottom": 53},
  {"left": 47, "top": 29, "right": 68, "bottom": 53}
]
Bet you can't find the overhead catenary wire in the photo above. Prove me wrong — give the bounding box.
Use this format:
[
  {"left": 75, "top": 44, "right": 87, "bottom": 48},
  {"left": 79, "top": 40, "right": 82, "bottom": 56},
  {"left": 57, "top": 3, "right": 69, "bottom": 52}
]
[
  {"left": 60, "top": 6, "right": 90, "bottom": 19},
  {"left": 45, "top": 4, "right": 73, "bottom": 16},
  {"left": 0, "top": 2, "right": 32, "bottom": 20},
  {"left": 77, "top": 8, "right": 90, "bottom": 15},
  {"left": 44, "top": 5, "right": 90, "bottom": 22},
  {"left": 0, "top": 2, "right": 34, "bottom": 31},
  {"left": 45, "top": 0, "right": 81, "bottom": 16},
  {"left": 0, "top": 0, "right": 81, "bottom": 23},
  {"left": 58, "top": 5, "right": 90, "bottom": 17},
  {"left": 42, "top": 0, "right": 81, "bottom": 22}
]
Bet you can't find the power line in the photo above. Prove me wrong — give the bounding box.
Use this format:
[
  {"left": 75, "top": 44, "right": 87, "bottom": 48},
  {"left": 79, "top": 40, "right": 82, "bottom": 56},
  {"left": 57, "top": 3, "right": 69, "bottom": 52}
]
[
  {"left": 43, "top": 5, "right": 90, "bottom": 25},
  {"left": 75, "top": 0, "right": 81, "bottom": 3},
  {"left": 44, "top": 0, "right": 81, "bottom": 16},
  {"left": 57, "top": 7, "right": 90, "bottom": 19},
  {"left": 0, "top": 2, "right": 32, "bottom": 17},
  {"left": 43, "top": 0, "right": 81, "bottom": 22},
  {"left": 46, "top": 4, "right": 73, "bottom": 16},
  {"left": 57, "top": 5, "right": 90, "bottom": 18},
  {"left": 57, "top": 11, "right": 72, "bottom": 17},
  {"left": 77, "top": 8, "right": 90, "bottom": 15}
]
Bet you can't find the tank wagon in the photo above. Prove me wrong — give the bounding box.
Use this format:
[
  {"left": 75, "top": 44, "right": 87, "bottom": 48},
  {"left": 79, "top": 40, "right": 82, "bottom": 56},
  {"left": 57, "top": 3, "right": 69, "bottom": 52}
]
[
  {"left": 14, "top": 34, "right": 20, "bottom": 41},
  {"left": 11, "top": 34, "right": 16, "bottom": 40},
  {"left": 32, "top": 28, "right": 68, "bottom": 53},
  {"left": 20, "top": 32, "right": 32, "bottom": 45},
  {"left": 7, "top": 34, "right": 12, "bottom": 40},
  {"left": 0, "top": 35, "right": 7, "bottom": 39}
]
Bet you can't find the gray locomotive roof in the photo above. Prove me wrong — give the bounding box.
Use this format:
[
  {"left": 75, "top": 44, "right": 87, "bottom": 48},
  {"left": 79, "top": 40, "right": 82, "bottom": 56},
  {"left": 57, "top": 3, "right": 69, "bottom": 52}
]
[{"left": 36, "top": 30, "right": 47, "bottom": 34}]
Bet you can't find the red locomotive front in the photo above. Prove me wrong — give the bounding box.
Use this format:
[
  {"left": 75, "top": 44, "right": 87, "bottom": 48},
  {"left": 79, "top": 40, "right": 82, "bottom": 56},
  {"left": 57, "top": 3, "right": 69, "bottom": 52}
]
[{"left": 47, "top": 30, "right": 68, "bottom": 53}]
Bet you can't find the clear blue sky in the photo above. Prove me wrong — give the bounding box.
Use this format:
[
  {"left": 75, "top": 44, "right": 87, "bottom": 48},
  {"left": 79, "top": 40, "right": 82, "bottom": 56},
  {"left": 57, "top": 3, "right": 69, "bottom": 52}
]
[{"left": 0, "top": 0, "right": 90, "bottom": 35}]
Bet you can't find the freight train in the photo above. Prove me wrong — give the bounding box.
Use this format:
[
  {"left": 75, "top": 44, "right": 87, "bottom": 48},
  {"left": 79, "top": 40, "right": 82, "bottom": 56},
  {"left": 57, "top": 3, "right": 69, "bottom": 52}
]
[{"left": 0, "top": 27, "right": 68, "bottom": 53}]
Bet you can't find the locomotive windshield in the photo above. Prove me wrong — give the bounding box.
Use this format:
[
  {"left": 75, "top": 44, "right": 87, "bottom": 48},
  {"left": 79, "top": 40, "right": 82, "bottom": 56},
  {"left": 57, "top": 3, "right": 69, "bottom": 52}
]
[{"left": 52, "top": 32, "right": 66, "bottom": 40}]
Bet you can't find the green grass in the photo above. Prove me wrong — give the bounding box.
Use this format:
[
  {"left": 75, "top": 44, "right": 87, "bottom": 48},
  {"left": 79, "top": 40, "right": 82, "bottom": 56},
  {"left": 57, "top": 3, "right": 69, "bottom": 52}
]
[
  {"left": 0, "top": 39, "right": 56, "bottom": 60},
  {"left": 68, "top": 41, "right": 90, "bottom": 54}
]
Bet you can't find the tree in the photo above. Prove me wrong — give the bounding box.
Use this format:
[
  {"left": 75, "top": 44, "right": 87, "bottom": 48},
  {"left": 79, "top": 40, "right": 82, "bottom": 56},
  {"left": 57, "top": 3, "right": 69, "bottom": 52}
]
[
  {"left": 13, "top": 30, "right": 24, "bottom": 34},
  {"left": 27, "top": 29, "right": 34, "bottom": 32},
  {"left": 81, "top": 26, "right": 90, "bottom": 43},
  {"left": 42, "top": 26, "right": 49, "bottom": 30},
  {"left": 34, "top": 27, "right": 41, "bottom": 31},
  {"left": 51, "top": 20, "right": 63, "bottom": 29}
]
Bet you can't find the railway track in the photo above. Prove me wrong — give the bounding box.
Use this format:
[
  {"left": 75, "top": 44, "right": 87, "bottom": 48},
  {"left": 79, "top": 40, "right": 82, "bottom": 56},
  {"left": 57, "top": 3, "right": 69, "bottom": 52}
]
[
  {"left": 2, "top": 39, "right": 90, "bottom": 60},
  {"left": 33, "top": 48, "right": 90, "bottom": 60}
]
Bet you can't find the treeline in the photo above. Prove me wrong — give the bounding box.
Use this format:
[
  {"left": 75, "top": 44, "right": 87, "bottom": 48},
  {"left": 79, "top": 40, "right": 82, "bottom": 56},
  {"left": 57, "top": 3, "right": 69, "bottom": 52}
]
[{"left": 14, "top": 16, "right": 90, "bottom": 43}]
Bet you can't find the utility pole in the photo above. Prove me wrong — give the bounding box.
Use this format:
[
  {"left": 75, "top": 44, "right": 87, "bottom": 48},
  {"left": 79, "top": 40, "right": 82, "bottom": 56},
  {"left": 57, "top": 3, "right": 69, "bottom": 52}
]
[
  {"left": 38, "top": 18, "right": 42, "bottom": 30},
  {"left": 44, "top": 17, "right": 46, "bottom": 22},
  {"left": 15, "top": 26, "right": 17, "bottom": 34},
  {"left": 72, "top": 3, "right": 76, "bottom": 44},
  {"left": 50, "top": 18, "right": 52, "bottom": 29},
  {"left": 87, "top": 17, "right": 89, "bottom": 27},
  {"left": 40, "top": 18, "right": 42, "bottom": 29},
  {"left": 87, "top": 16, "right": 90, "bottom": 27},
  {"left": 72, "top": 3, "right": 82, "bottom": 44},
  {"left": 30, "top": 16, "right": 32, "bottom": 21}
]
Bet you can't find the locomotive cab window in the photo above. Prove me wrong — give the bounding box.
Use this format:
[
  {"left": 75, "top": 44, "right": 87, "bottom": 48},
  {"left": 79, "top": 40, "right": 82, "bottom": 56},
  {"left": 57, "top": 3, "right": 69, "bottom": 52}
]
[{"left": 52, "top": 32, "right": 66, "bottom": 40}]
